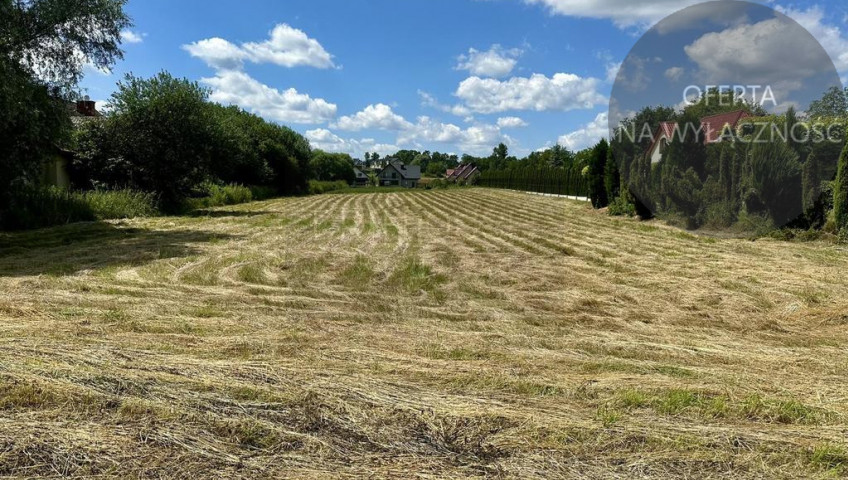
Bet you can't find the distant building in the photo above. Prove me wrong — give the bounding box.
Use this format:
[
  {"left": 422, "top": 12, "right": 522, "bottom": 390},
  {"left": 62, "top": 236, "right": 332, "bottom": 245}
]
[
  {"left": 353, "top": 167, "right": 370, "bottom": 187},
  {"left": 646, "top": 110, "right": 751, "bottom": 164},
  {"left": 446, "top": 164, "right": 480, "bottom": 184},
  {"left": 43, "top": 98, "right": 104, "bottom": 189},
  {"left": 378, "top": 161, "right": 421, "bottom": 188}
]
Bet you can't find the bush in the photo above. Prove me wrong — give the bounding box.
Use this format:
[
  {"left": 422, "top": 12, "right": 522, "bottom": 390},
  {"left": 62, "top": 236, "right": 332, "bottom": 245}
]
[
  {"left": 0, "top": 188, "right": 157, "bottom": 231},
  {"left": 81, "top": 190, "right": 159, "bottom": 219},
  {"left": 308, "top": 180, "right": 349, "bottom": 195},
  {"left": 248, "top": 185, "right": 278, "bottom": 201},
  {"left": 186, "top": 183, "right": 254, "bottom": 210},
  {"left": 607, "top": 195, "right": 637, "bottom": 217}
]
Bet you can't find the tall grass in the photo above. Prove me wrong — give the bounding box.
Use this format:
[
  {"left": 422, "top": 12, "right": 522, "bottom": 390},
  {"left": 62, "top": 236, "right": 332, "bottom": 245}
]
[
  {"left": 82, "top": 190, "right": 159, "bottom": 219},
  {"left": 185, "top": 183, "right": 254, "bottom": 210},
  {"left": 308, "top": 180, "right": 349, "bottom": 195},
  {"left": 0, "top": 187, "right": 158, "bottom": 231}
]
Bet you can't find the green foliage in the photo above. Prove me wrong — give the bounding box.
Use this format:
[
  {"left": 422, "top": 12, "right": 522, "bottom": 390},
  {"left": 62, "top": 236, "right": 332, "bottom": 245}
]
[
  {"left": 72, "top": 72, "right": 312, "bottom": 212},
  {"left": 76, "top": 72, "right": 215, "bottom": 209},
  {"left": 587, "top": 139, "right": 610, "bottom": 208},
  {"left": 835, "top": 141, "right": 848, "bottom": 231},
  {"left": 186, "top": 183, "right": 254, "bottom": 210},
  {"left": 0, "top": 187, "right": 156, "bottom": 230},
  {"left": 477, "top": 165, "right": 587, "bottom": 197},
  {"left": 80, "top": 189, "right": 158, "bottom": 219},
  {"left": 742, "top": 140, "right": 802, "bottom": 227},
  {"left": 0, "top": 57, "right": 70, "bottom": 220},
  {"left": 807, "top": 86, "right": 848, "bottom": 119},
  {"left": 309, "top": 150, "right": 355, "bottom": 184},
  {"left": 0, "top": 0, "right": 131, "bottom": 93},
  {"left": 607, "top": 195, "right": 636, "bottom": 217},
  {"left": 0, "top": 0, "right": 126, "bottom": 225},
  {"left": 308, "top": 180, "right": 350, "bottom": 195}
]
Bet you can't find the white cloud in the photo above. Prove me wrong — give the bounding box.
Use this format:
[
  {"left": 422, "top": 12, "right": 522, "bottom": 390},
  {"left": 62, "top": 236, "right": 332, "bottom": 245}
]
[
  {"left": 605, "top": 61, "right": 622, "bottom": 83},
  {"left": 120, "top": 30, "right": 145, "bottom": 44},
  {"left": 455, "top": 73, "right": 606, "bottom": 114},
  {"left": 684, "top": 16, "right": 838, "bottom": 92},
  {"left": 305, "top": 129, "right": 396, "bottom": 156},
  {"left": 522, "top": 0, "right": 704, "bottom": 29},
  {"left": 418, "top": 90, "right": 471, "bottom": 117},
  {"left": 201, "top": 70, "right": 337, "bottom": 124},
  {"left": 455, "top": 45, "right": 523, "bottom": 78},
  {"left": 497, "top": 116, "right": 528, "bottom": 128},
  {"left": 332, "top": 103, "right": 413, "bottom": 131},
  {"left": 558, "top": 112, "right": 608, "bottom": 151},
  {"left": 183, "top": 23, "right": 335, "bottom": 71},
  {"left": 183, "top": 38, "right": 247, "bottom": 70},
  {"left": 398, "top": 117, "right": 513, "bottom": 155},
  {"left": 777, "top": 6, "right": 848, "bottom": 73},
  {"left": 664, "top": 66, "right": 685, "bottom": 82},
  {"left": 242, "top": 24, "right": 335, "bottom": 69}
]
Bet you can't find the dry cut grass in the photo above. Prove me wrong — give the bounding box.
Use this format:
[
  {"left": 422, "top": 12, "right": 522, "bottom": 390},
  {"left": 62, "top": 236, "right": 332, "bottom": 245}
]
[{"left": 1, "top": 188, "right": 847, "bottom": 478}]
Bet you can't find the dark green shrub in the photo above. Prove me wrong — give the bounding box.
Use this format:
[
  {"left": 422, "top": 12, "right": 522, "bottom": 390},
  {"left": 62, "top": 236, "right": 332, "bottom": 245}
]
[{"left": 835, "top": 141, "right": 848, "bottom": 231}]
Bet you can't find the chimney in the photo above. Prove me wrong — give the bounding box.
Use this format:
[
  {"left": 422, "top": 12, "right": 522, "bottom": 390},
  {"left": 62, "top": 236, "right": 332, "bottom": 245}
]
[{"left": 76, "top": 96, "right": 98, "bottom": 117}]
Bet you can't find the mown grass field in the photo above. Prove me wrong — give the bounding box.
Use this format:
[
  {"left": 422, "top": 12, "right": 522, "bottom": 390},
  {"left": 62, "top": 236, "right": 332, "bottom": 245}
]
[{"left": 1, "top": 188, "right": 847, "bottom": 478}]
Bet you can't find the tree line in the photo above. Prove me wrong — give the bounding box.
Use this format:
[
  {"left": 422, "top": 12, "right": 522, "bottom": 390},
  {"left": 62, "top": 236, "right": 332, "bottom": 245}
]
[{"left": 597, "top": 87, "right": 848, "bottom": 235}]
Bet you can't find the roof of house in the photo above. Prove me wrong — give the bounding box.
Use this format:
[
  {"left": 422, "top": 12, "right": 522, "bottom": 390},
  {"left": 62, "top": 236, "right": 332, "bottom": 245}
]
[
  {"left": 353, "top": 167, "right": 368, "bottom": 178},
  {"left": 646, "top": 121, "right": 679, "bottom": 158},
  {"left": 646, "top": 110, "right": 751, "bottom": 159},
  {"left": 700, "top": 110, "right": 751, "bottom": 143},
  {"left": 445, "top": 169, "right": 456, "bottom": 178},
  {"left": 380, "top": 162, "right": 421, "bottom": 180},
  {"left": 448, "top": 164, "right": 479, "bottom": 180}
]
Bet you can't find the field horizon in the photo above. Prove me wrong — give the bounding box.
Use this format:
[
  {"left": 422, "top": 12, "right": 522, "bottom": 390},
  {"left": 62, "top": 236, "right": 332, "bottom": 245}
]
[{"left": 1, "top": 188, "right": 847, "bottom": 478}]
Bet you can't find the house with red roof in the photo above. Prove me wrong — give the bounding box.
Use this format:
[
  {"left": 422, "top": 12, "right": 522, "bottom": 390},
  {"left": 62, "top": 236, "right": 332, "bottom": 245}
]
[
  {"left": 646, "top": 110, "right": 751, "bottom": 164},
  {"left": 446, "top": 164, "right": 480, "bottom": 184}
]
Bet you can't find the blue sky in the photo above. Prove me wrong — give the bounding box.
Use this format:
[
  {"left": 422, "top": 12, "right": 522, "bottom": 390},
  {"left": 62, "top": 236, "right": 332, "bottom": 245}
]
[{"left": 80, "top": 0, "right": 848, "bottom": 158}]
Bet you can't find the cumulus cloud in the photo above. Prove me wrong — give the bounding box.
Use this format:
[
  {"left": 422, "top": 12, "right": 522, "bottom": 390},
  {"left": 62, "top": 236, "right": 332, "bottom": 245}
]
[
  {"left": 397, "top": 117, "right": 513, "bottom": 155},
  {"left": 183, "top": 38, "right": 247, "bottom": 70},
  {"left": 305, "top": 129, "right": 397, "bottom": 156},
  {"left": 120, "top": 30, "right": 145, "bottom": 44},
  {"left": 664, "top": 66, "right": 685, "bottom": 82},
  {"left": 418, "top": 90, "right": 472, "bottom": 117},
  {"left": 558, "top": 112, "right": 608, "bottom": 151},
  {"left": 332, "top": 104, "right": 413, "bottom": 131},
  {"left": 497, "top": 116, "right": 528, "bottom": 128},
  {"left": 183, "top": 24, "right": 335, "bottom": 71},
  {"left": 455, "top": 73, "right": 606, "bottom": 114},
  {"left": 201, "top": 70, "right": 337, "bottom": 124},
  {"left": 522, "top": 0, "right": 704, "bottom": 29},
  {"left": 777, "top": 6, "right": 848, "bottom": 73},
  {"left": 684, "top": 15, "right": 838, "bottom": 92},
  {"left": 455, "top": 45, "right": 523, "bottom": 78}
]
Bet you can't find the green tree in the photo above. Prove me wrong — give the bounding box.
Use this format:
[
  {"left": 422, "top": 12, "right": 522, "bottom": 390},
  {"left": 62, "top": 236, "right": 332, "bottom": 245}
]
[
  {"left": 587, "top": 139, "right": 609, "bottom": 208},
  {"left": 79, "top": 72, "right": 215, "bottom": 208},
  {"left": 808, "top": 86, "right": 848, "bottom": 119},
  {"left": 0, "top": 0, "right": 130, "bottom": 222},
  {"left": 309, "top": 150, "right": 355, "bottom": 184},
  {"left": 802, "top": 151, "right": 821, "bottom": 211},
  {"left": 835, "top": 141, "right": 848, "bottom": 231},
  {"left": 0, "top": 0, "right": 131, "bottom": 92}
]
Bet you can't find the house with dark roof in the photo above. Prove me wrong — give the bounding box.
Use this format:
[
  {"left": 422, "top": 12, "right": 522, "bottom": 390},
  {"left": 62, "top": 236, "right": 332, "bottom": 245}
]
[
  {"left": 646, "top": 110, "right": 751, "bottom": 164},
  {"left": 446, "top": 163, "right": 480, "bottom": 184},
  {"left": 378, "top": 161, "right": 421, "bottom": 188},
  {"left": 353, "top": 167, "right": 370, "bottom": 187}
]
